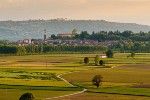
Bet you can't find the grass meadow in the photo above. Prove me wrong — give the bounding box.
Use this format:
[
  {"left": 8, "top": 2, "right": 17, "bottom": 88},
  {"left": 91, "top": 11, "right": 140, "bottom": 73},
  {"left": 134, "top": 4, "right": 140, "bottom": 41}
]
[{"left": 0, "top": 53, "right": 150, "bottom": 100}]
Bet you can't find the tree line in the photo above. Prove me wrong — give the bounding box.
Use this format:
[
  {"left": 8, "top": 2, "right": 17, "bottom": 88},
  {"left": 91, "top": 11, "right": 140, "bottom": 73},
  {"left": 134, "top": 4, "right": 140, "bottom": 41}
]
[
  {"left": 50, "top": 30, "right": 150, "bottom": 53},
  {"left": 0, "top": 45, "right": 106, "bottom": 55},
  {"left": 110, "top": 41, "right": 150, "bottom": 53},
  {"left": 51, "top": 30, "right": 150, "bottom": 42}
]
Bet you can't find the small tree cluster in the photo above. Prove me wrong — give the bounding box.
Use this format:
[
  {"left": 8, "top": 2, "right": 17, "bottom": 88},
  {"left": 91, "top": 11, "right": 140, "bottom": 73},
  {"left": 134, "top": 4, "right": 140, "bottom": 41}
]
[
  {"left": 83, "top": 55, "right": 105, "bottom": 66},
  {"left": 95, "top": 55, "right": 105, "bottom": 66}
]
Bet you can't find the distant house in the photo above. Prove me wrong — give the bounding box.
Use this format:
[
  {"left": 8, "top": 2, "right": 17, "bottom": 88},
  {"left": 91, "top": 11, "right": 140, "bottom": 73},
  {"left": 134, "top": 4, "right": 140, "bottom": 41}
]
[
  {"left": 23, "top": 39, "right": 31, "bottom": 44},
  {"left": 57, "top": 33, "right": 75, "bottom": 38},
  {"left": 99, "top": 54, "right": 107, "bottom": 58},
  {"left": 17, "top": 39, "right": 31, "bottom": 46},
  {"left": 31, "top": 39, "right": 43, "bottom": 44}
]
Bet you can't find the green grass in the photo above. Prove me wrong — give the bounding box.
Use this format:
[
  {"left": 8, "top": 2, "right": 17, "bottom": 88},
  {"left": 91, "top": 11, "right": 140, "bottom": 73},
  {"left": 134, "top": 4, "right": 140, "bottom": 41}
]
[
  {"left": 0, "top": 68, "right": 73, "bottom": 87},
  {"left": 63, "top": 67, "right": 150, "bottom": 84},
  {"left": 0, "top": 84, "right": 82, "bottom": 91},
  {"left": 0, "top": 53, "right": 150, "bottom": 99},
  {"left": 88, "top": 87, "right": 150, "bottom": 97},
  {"left": 55, "top": 92, "right": 150, "bottom": 100}
]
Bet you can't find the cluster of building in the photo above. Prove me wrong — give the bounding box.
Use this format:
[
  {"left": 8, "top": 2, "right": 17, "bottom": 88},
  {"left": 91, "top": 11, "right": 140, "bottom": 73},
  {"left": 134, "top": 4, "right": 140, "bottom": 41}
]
[{"left": 16, "top": 32, "right": 118, "bottom": 46}]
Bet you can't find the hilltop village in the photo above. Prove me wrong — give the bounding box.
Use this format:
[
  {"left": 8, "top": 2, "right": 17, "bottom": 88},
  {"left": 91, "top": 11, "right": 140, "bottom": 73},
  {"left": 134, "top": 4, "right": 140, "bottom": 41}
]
[{"left": 16, "top": 30, "right": 118, "bottom": 47}]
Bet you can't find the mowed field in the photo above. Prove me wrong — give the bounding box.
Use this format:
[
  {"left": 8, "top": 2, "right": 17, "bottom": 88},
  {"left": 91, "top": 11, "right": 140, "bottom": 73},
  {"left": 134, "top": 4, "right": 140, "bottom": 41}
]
[
  {"left": 55, "top": 93, "right": 150, "bottom": 100},
  {"left": 0, "top": 53, "right": 150, "bottom": 100}
]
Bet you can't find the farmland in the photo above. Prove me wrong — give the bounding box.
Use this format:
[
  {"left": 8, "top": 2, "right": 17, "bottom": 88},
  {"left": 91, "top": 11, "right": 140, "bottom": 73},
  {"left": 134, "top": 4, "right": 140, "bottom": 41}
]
[{"left": 0, "top": 53, "right": 150, "bottom": 100}]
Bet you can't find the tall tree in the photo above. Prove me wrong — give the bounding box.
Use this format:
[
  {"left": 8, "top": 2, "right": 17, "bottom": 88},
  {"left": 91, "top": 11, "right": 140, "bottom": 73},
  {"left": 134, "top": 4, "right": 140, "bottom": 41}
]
[
  {"left": 92, "top": 75, "right": 103, "bottom": 88},
  {"left": 106, "top": 49, "right": 113, "bottom": 58},
  {"left": 95, "top": 55, "right": 99, "bottom": 65},
  {"left": 84, "top": 57, "right": 89, "bottom": 64}
]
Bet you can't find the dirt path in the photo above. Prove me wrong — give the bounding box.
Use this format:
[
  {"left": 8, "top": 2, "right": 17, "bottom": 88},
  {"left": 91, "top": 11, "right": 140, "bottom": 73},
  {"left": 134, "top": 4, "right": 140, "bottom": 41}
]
[
  {"left": 45, "top": 89, "right": 87, "bottom": 100},
  {"left": 45, "top": 71, "right": 87, "bottom": 100}
]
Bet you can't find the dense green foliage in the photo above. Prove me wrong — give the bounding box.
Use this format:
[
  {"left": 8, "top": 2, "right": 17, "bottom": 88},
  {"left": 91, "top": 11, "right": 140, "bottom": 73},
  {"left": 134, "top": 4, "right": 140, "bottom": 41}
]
[
  {"left": 42, "top": 45, "right": 106, "bottom": 53},
  {"left": 0, "top": 45, "right": 17, "bottom": 54},
  {"left": 0, "top": 31, "right": 150, "bottom": 54},
  {"left": 110, "top": 41, "right": 150, "bottom": 53},
  {"left": 74, "top": 31, "right": 150, "bottom": 42},
  {"left": 74, "top": 31, "right": 150, "bottom": 52},
  {"left": 51, "top": 31, "right": 150, "bottom": 53},
  {"left": 106, "top": 49, "right": 114, "bottom": 58},
  {"left": 0, "top": 45, "right": 106, "bottom": 55}
]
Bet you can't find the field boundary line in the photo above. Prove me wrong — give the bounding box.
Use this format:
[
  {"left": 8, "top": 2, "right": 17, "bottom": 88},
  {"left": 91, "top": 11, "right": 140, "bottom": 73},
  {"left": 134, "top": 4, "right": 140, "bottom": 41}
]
[
  {"left": 45, "top": 67, "right": 114, "bottom": 100},
  {"left": 45, "top": 88, "right": 87, "bottom": 100},
  {"left": 87, "top": 91, "right": 150, "bottom": 97},
  {"left": 45, "top": 70, "right": 87, "bottom": 100},
  {"left": 56, "top": 71, "right": 81, "bottom": 87}
]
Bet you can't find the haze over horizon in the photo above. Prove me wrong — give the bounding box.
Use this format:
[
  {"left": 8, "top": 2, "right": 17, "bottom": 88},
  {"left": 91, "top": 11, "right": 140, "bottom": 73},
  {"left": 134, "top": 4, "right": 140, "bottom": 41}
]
[{"left": 0, "top": 0, "right": 150, "bottom": 25}]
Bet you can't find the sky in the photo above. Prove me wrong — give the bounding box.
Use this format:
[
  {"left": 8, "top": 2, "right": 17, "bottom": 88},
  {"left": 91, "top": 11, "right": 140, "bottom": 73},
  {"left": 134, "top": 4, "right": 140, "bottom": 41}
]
[{"left": 0, "top": 0, "right": 150, "bottom": 25}]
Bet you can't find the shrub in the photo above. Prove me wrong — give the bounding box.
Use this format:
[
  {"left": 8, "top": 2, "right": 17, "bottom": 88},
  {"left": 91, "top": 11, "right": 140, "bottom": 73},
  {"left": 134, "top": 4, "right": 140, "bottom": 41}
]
[
  {"left": 19, "top": 93, "right": 34, "bottom": 100},
  {"left": 84, "top": 57, "right": 89, "bottom": 64},
  {"left": 99, "top": 60, "right": 105, "bottom": 66},
  {"left": 131, "top": 52, "right": 135, "bottom": 58}
]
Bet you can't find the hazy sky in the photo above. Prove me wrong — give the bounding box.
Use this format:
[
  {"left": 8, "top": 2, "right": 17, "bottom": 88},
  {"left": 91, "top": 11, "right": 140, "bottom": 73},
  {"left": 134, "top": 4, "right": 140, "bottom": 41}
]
[{"left": 0, "top": 0, "right": 150, "bottom": 25}]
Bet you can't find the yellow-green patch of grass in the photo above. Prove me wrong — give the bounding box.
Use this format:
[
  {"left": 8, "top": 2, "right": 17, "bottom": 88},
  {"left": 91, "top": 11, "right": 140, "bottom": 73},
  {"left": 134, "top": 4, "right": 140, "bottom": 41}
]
[
  {"left": 0, "top": 78, "right": 71, "bottom": 87},
  {"left": 63, "top": 68, "right": 150, "bottom": 84},
  {"left": 77, "top": 82, "right": 134, "bottom": 88},
  {"left": 59, "top": 92, "right": 150, "bottom": 100},
  {"left": 88, "top": 87, "right": 150, "bottom": 97}
]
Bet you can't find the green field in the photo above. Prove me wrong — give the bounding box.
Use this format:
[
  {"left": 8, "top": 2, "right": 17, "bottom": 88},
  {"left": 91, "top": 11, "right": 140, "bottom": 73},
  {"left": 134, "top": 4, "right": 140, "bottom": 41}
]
[
  {"left": 0, "top": 53, "right": 150, "bottom": 100},
  {"left": 55, "top": 93, "right": 150, "bottom": 100},
  {"left": 0, "top": 89, "right": 78, "bottom": 100}
]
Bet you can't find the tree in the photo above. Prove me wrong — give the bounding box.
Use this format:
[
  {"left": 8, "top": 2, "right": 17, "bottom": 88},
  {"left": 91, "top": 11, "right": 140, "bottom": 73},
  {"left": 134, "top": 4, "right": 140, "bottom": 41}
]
[
  {"left": 17, "top": 46, "right": 27, "bottom": 56},
  {"left": 94, "top": 55, "right": 99, "bottom": 66},
  {"left": 131, "top": 52, "right": 135, "bottom": 58},
  {"left": 84, "top": 57, "right": 89, "bottom": 64},
  {"left": 92, "top": 75, "right": 103, "bottom": 88},
  {"left": 19, "top": 93, "right": 34, "bottom": 100},
  {"left": 121, "top": 30, "right": 132, "bottom": 37},
  {"left": 51, "top": 34, "right": 57, "bottom": 39},
  {"left": 106, "top": 49, "right": 113, "bottom": 58},
  {"left": 99, "top": 60, "right": 105, "bottom": 66},
  {"left": 79, "top": 31, "right": 90, "bottom": 40},
  {"left": 72, "top": 29, "right": 77, "bottom": 35}
]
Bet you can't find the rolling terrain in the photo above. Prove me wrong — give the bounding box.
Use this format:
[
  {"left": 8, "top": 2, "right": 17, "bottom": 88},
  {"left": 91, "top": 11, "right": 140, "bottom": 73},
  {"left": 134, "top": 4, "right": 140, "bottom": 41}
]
[
  {"left": 1, "top": 20, "right": 150, "bottom": 40},
  {"left": 0, "top": 53, "right": 150, "bottom": 100}
]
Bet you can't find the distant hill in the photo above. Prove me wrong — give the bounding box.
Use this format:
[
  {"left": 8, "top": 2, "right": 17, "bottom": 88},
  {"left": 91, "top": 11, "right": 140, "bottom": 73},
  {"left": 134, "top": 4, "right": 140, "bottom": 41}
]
[{"left": 0, "top": 20, "right": 150, "bottom": 40}]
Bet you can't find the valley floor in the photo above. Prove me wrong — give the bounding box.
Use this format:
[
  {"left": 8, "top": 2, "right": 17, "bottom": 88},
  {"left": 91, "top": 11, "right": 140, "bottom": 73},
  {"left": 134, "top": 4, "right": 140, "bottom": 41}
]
[{"left": 0, "top": 53, "right": 150, "bottom": 100}]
